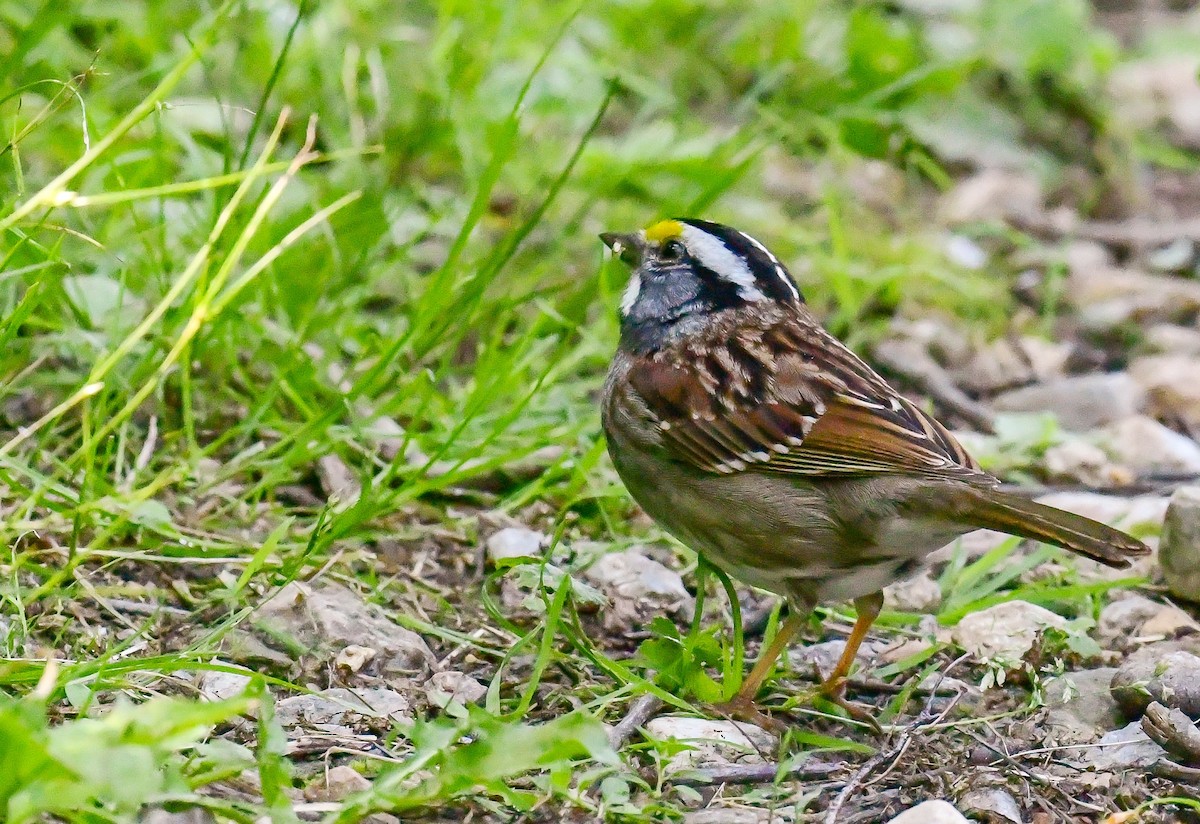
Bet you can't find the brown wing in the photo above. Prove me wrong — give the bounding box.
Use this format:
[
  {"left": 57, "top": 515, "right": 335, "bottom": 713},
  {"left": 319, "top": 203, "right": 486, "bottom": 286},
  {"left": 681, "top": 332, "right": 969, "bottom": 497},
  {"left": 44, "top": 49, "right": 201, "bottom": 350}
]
[{"left": 628, "top": 312, "right": 986, "bottom": 481}]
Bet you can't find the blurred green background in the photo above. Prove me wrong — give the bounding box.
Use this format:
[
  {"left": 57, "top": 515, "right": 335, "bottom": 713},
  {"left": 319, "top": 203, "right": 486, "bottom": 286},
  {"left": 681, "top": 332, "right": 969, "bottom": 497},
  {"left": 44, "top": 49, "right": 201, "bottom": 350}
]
[{"left": 2, "top": 0, "right": 1200, "bottom": 820}]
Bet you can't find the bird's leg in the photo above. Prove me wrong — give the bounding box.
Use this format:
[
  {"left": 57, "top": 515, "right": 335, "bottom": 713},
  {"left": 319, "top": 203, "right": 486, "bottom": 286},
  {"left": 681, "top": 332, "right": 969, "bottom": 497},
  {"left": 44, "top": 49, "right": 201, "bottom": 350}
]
[
  {"left": 713, "top": 605, "right": 809, "bottom": 731},
  {"left": 816, "top": 590, "right": 884, "bottom": 728},
  {"left": 734, "top": 611, "right": 807, "bottom": 703}
]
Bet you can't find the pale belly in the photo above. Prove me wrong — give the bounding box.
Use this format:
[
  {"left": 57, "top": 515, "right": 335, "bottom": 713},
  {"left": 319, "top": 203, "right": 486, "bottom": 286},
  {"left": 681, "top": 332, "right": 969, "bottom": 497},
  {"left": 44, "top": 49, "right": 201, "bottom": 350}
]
[{"left": 610, "top": 441, "right": 970, "bottom": 605}]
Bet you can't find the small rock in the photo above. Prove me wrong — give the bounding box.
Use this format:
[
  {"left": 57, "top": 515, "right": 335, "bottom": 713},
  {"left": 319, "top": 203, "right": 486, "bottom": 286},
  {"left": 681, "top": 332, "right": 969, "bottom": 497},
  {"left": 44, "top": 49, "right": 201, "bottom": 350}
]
[
  {"left": 316, "top": 454, "right": 361, "bottom": 504},
  {"left": 364, "top": 416, "right": 427, "bottom": 465},
  {"left": 1099, "top": 594, "right": 1198, "bottom": 647},
  {"left": 1131, "top": 355, "right": 1200, "bottom": 429},
  {"left": 887, "top": 799, "right": 969, "bottom": 824},
  {"left": 425, "top": 670, "right": 487, "bottom": 710},
  {"left": 1101, "top": 416, "right": 1200, "bottom": 476},
  {"left": 1147, "top": 239, "right": 1197, "bottom": 274},
  {"left": 684, "top": 810, "right": 772, "bottom": 824},
  {"left": 955, "top": 336, "right": 1071, "bottom": 395},
  {"left": 1041, "top": 668, "right": 1123, "bottom": 745},
  {"left": 1019, "top": 336, "right": 1072, "bottom": 382},
  {"left": 1042, "top": 438, "right": 1131, "bottom": 487},
  {"left": 584, "top": 548, "right": 693, "bottom": 626},
  {"left": 198, "top": 669, "right": 253, "bottom": 702},
  {"left": 304, "top": 765, "right": 371, "bottom": 801},
  {"left": 644, "top": 717, "right": 775, "bottom": 774},
  {"left": 1160, "top": 486, "right": 1200, "bottom": 604},
  {"left": 254, "top": 581, "right": 434, "bottom": 675},
  {"left": 1063, "top": 239, "right": 1112, "bottom": 274},
  {"left": 1145, "top": 324, "right": 1200, "bottom": 356},
  {"left": 335, "top": 645, "right": 377, "bottom": 676},
  {"left": 485, "top": 527, "right": 545, "bottom": 565},
  {"left": 1069, "top": 265, "right": 1200, "bottom": 330},
  {"left": 883, "top": 571, "right": 942, "bottom": 613},
  {"left": 275, "top": 686, "right": 411, "bottom": 729},
  {"left": 789, "top": 639, "right": 885, "bottom": 679},
  {"left": 955, "top": 339, "right": 1035, "bottom": 394},
  {"left": 940, "top": 169, "right": 1042, "bottom": 225},
  {"left": 952, "top": 601, "right": 1068, "bottom": 668},
  {"left": 1111, "top": 650, "right": 1200, "bottom": 720},
  {"left": 1110, "top": 56, "right": 1200, "bottom": 150},
  {"left": 944, "top": 234, "right": 987, "bottom": 269},
  {"left": 958, "top": 787, "right": 1022, "bottom": 824},
  {"left": 992, "top": 373, "right": 1144, "bottom": 430},
  {"left": 1077, "top": 721, "right": 1166, "bottom": 771}
]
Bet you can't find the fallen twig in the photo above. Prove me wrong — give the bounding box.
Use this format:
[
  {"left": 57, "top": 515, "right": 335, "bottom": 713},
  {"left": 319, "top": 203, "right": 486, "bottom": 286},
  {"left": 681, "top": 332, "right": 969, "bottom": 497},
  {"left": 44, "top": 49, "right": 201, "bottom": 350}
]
[
  {"left": 1152, "top": 759, "right": 1200, "bottom": 784},
  {"left": 1142, "top": 702, "right": 1200, "bottom": 768},
  {"left": 671, "top": 759, "right": 842, "bottom": 787},
  {"left": 608, "top": 694, "right": 664, "bottom": 750}
]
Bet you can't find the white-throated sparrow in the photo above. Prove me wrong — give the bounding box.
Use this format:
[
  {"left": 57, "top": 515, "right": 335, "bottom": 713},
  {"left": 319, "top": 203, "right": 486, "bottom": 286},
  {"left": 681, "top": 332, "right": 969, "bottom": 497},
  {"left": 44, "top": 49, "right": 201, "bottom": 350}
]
[{"left": 600, "top": 218, "right": 1149, "bottom": 720}]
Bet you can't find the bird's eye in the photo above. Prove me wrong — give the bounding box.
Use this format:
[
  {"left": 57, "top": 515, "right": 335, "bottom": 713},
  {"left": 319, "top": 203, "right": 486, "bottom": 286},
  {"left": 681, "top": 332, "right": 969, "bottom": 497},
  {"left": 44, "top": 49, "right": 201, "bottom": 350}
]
[{"left": 660, "top": 239, "right": 685, "bottom": 262}]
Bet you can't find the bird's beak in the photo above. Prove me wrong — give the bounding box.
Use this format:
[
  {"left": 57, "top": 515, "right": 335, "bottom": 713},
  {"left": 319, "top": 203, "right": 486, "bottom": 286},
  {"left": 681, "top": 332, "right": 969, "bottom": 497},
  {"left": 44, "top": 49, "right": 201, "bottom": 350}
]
[{"left": 600, "top": 231, "right": 643, "bottom": 267}]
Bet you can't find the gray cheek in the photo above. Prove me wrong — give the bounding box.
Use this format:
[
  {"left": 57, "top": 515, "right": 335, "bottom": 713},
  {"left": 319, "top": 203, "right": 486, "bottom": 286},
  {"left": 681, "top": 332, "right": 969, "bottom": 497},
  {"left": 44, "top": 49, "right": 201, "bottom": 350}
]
[{"left": 626, "top": 272, "right": 704, "bottom": 323}]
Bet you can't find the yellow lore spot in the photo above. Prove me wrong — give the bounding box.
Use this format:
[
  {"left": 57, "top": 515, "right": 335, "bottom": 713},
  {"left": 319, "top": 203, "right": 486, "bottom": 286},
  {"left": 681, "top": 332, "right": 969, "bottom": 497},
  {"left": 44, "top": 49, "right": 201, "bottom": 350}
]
[{"left": 643, "top": 219, "right": 683, "bottom": 243}]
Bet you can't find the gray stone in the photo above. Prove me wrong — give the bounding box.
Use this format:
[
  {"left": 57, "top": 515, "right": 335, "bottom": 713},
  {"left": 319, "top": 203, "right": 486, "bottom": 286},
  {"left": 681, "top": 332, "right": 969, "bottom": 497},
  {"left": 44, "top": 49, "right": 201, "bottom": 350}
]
[
  {"left": 198, "top": 670, "right": 253, "bottom": 702},
  {"left": 1111, "top": 651, "right": 1200, "bottom": 720},
  {"left": 316, "top": 454, "right": 361, "bottom": 504},
  {"left": 425, "top": 670, "right": 487, "bottom": 709},
  {"left": 1101, "top": 416, "right": 1200, "bottom": 476},
  {"left": 952, "top": 601, "right": 1068, "bottom": 667},
  {"left": 1147, "top": 239, "right": 1197, "bottom": 274},
  {"left": 992, "top": 373, "right": 1144, "bottom": 430},
  {"left": 274, "top": 686, "right": 411, "bottom": 729},
  {"left": 1077, "top": 721, "right": 1166, "bottom": 771},
  {"left": 363, "top": 416, "right": 427, "bottom": 464},
  {"left": 304, "top": 765, "right": 371, "bottom": 801},
  {"left": 584, "top": 548, "right": 693, "bottom": 622},
  {"left": 887, "top": 800, "right": 969, "bottom": 824},
  {"left": 958, "top": 787, "right": 1022, "bottom": 824},
  {"left": 485, "top": 526, "right": 545, "bottom": 564},
  {"left": 1041, "top": 668, "right": 1123, "bottom": 745},
  {"left": 1110, "top": 56, "right": 1200, "bottom": 150},
  {"left": 684, "top": 811, "right": 773, "bottom": 824},
  {"left": 1131, "top": 355, "right": 1200, "bottom": 429},
  {"left": 944, "top": 234, "right": 987, "bottom": 269},
  {"left": 1160, "top": 486, "right": 1200, "bottom": 604},
  {"left": 1069, "top": 265, "right": 1200, "bottom": 330},
  {"left": 254, "top": 581, "right": 434, "bottom": 675},
  {"left": 1145, "top": 324, "right": 1200, "bottom": 356},
  {"left": 1099, "top": 594, "right": 1198, "bottom": 647},
  {"left": 883, "top": 571, "right": 942, "bottom": 613},
  {"left": 1042, "top": 438, "right": 1131, "bottom": 487},
  {"left": 789, "top": 639, "right": 885, "bottom": 679},
  {"left": 644, "top": 717, "right": 775, "bottom": 774},
  {"left": 940, "top": 169, "right": 1042, "bottom": 225}
]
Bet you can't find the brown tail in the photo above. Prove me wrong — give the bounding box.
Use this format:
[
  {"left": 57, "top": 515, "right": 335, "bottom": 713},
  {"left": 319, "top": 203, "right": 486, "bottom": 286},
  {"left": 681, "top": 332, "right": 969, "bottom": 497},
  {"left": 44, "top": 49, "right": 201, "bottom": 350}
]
[{"left": 962, "top": 489, "right": 1150, "bottom": 568}]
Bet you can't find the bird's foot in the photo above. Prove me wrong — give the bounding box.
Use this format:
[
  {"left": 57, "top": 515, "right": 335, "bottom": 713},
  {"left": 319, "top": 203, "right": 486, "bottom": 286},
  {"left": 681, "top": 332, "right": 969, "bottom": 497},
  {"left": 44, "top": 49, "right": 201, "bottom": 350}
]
[
  {"left": 815, "top": 675, "right": 882, "bottom": 733},
  {"left": 711, "top": 693, "right": 790, "bottom": 736}
]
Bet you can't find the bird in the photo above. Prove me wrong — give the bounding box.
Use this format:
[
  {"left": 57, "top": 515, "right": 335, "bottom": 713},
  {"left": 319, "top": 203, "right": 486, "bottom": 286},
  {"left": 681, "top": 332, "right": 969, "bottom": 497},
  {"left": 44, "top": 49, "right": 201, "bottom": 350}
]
[{"left": 599, "top": 217, "right": 1150, "bottom": 723}]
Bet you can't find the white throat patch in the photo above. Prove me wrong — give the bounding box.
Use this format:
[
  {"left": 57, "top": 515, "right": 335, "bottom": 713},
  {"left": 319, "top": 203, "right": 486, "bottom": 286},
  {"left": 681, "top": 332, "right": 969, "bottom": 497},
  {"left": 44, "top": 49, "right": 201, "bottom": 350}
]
[
  {"left": 619, "top": 272, "right": 641, "bottom": 315},
  {"left": 678, "top": 224, "right": 767, "bottom": 302}
]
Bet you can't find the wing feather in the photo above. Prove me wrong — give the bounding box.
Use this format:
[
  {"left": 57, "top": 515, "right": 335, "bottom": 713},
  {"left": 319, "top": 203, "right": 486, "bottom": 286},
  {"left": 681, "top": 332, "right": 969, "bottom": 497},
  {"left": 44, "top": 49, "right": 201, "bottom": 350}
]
[{"left": 627, "top": 312, "right": 987, "bottom": 481}]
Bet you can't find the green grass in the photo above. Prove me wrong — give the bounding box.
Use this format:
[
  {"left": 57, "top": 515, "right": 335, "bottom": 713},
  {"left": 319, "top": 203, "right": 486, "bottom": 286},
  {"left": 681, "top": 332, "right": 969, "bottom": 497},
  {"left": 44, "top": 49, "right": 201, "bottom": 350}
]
[{"left": 0, "top": 0, "right": 1192, "bottom": 820}]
